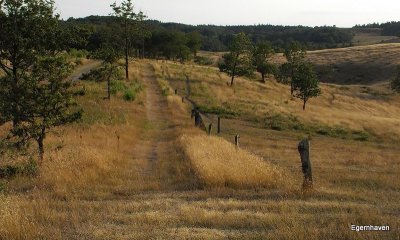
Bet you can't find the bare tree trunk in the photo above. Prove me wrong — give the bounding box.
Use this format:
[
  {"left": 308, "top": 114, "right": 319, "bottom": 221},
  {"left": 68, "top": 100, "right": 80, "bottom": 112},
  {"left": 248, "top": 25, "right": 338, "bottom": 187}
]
[
  {"left": 262, "top": 72, "right": 265, "bottom": 83},
  {"left": 303, "top": 99, "right": 306, "bottom": 111},
  {"left": 37, "top": 128, "right": 46, "bottom": 164},
  {"left": 142, "top": 38, "right": 145, "bottom": 59},
  {"left": 125, "top": 20, "right": 129, "bottom": 80},
  {"left": 230, "top": 75, "right": 235, "bottom": 86}
]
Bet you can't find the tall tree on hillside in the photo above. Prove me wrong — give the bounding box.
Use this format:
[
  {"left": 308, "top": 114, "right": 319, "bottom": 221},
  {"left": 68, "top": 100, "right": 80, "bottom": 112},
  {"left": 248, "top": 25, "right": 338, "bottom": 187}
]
[
  {"left": 0, "top": 56, "right": 82, "bottom": 162},
  {"left": 391, "top": 66, "right": 400, "bottom": 93},
  {"left": 218, "top": 33, "right": 254, "bottom": 86},
  {"left": 134, "top": 11, "right": 151, "bottom": 59},
  {"left": 283, "top": 42, "right": 306, "bottom": 95},
  {"left": 0, "top": 0, "right": 61, "bottom": 127},
  {"left": 292, "top": 62, "right": 321, "bottom": 110},
  {"left": 111, "top": 0, "right": 137, "bottom": 80},
  {"left": 252, "top": 41, "right": 275, "bottom": 83},
  {"left": 187, "top": 31, "right": 202, "bottom": 58}
]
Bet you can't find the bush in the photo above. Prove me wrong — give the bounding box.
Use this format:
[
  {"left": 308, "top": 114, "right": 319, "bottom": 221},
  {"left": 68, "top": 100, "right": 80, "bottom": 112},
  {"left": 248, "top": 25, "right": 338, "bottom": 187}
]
[
  {"left": 123, "top": 81, "right": 143, "bottom": 102},
  {"left": 194, "top": 56, "right": 214, "bottom": 66}
]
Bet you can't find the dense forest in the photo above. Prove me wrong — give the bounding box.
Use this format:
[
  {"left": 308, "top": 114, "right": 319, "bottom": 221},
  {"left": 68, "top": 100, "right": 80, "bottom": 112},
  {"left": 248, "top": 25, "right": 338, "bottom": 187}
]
[
  {"left": 354, "top": 21, "right": 400, "bottom": 36},
  {"left": 63, "top": 15, "right": 354, "bottom": 57}
]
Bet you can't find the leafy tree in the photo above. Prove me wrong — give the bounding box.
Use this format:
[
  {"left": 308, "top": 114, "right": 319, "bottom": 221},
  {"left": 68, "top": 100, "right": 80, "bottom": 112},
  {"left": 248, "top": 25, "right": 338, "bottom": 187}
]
[
  {"left": 283, "top": 42, "right": 306, "bottom": 95},
  {"left": 391, "top": 66, "right": 400, "bottom": 93},
  {"left": 276, "top": 62, "right": 292, "bottom": 84},
  {"left": 0, "top": 0, "right": 61, "bottom": 126},
  {"left": 134, "top": 11, "right": 151, "bottom": 59},
  {"left": 111, "top": 0, "right": 137, "bottom": 80},
  {"left": 187, "top": 31, "right": 202, "bottom": 57},
  {"left": 0, "top": 56, "right": 82, "bottom": 162},
  {"left": 219, "top": 33, "right": 254, "bottom": 86},
  {"left": 292, "top": 62, "right": 321, "bottom": 110},
  {"left": 253, "top": 41, "right": 275, "bottom": 82},
  {"left": 95, "top": 48, "right": 122, "bottom": 100}
]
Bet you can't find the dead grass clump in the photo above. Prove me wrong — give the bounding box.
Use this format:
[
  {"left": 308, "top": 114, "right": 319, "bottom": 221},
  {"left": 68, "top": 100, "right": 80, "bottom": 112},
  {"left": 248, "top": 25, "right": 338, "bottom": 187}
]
[{"left": 180, "top": 134, "right": 289, "bottom": 189}]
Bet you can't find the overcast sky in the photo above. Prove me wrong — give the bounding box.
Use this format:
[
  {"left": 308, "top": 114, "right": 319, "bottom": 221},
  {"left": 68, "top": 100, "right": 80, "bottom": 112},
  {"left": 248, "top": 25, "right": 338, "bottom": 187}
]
[{"left": 54, "top": 0, "right": 399, "bottom": 27}]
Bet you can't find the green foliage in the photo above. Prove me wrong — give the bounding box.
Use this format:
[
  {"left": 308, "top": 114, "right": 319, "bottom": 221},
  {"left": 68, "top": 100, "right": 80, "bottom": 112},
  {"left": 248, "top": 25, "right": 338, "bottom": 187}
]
[
  {"left": 0, "top": 56, "right": 82, "bottom": 160},
  {"left": 194, "top": 56, "right": 213, "bottom": 66},
  {"left": 197, "top": 105, "right": 239, "bottom": 118},
  {"left": 391, "top": 66, "right": 400, "bottom": 93},
  {"left": 292, "top": 62, "right": 321, "bottom": 110},
  {"left": 187, "top": 31, "right": 202, "bottom": 57},
  {"left": 123, "top": 81, "right": 143, "bottom": 101},
  {"left": 264, "top": 113, "right": 372, "bottom": 141},
  {"left": 253, "top": 42, "right": 276, "bottom": 82},
  {"left": 218, "top": 33, "right": 254, "bottom": 86}
]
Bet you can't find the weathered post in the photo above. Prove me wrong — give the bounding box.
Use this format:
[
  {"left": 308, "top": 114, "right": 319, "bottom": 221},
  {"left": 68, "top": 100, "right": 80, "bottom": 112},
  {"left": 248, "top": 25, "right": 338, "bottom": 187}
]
[
  {"left": 182, "top": 97, "right": 185, "bottom": 103},
  {"left": 208, "top": 123, "right": 213, "bottom": 136},
  {"left": 235, "top": 135, "right": 240, "bottom": 148},
  {"left": 298, "top": 139, "right": 313, "bottom": 191},
  {"left": 175, "top": 89, "right": 178, "bottom": 95},
  {"left": 217, "top": 116, "right": 221, "bottom": 134}
]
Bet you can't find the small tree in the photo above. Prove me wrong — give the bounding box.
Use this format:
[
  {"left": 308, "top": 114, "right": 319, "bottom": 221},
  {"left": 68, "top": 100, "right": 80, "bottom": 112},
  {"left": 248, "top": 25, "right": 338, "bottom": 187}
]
[
  {"left": 0, "top": 56, "right": 82, "bottom": 162},
  {"left": 292, "top": 62, "right": 321, "bottom": 111},
  {"left": 187, "top": 31, "right": 202, "bottom": 58},
  {"left": 111, "top": 0, "right": 137, "bottom": 80},
  {"left": 218, "top": 33, "right": 253, "bottom": 86},
  {"left": 391, "top": 66, "right": 400, "bottom": 93},
  {"left": 283, "top": 42, "right": 306, "bottom": 95},
  {"left": 95, "top": 48, "right": 122, "bottom": 100},
  {"left": 0, "top": 0, "right": 62, "bottom": 127},
  {"left": 253, "top": 42, "right": 275, "bottom": 82}
]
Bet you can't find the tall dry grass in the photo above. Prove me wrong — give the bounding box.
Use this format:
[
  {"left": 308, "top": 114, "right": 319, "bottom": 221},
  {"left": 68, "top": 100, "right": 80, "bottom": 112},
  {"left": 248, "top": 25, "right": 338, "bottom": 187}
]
[{"left": 180, "top": 134, "right": 291, "bottom": 189}]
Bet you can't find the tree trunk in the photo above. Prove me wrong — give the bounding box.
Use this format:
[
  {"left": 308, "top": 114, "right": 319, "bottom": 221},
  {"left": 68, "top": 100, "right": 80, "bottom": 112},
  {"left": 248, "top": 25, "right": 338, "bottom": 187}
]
[
  {"left": 125, "top": 20, "right": 129, "bottom": 80},
  {"left": 142, "top": 39, "right": 145, "bottom": 59},
  {"left": 37, "top": 128, "right": 46, "bottom": 164},
  {"left": 261, "top": 72, "right": 265, "bottom": 83},
  {"left": 303, "top": 99, "right": 306, "bottom": 111},
  {"left": 107, "top": 76, "right": 111, "bottom": 100},
  {"left": 230, "top": 75, "right": 235, "bottom": 86}
]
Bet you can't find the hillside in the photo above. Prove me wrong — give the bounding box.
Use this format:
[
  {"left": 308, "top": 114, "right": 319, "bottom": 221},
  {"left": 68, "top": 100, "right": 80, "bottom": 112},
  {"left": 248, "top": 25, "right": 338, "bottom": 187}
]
[
  {"left": 0, "top": 58, "right": 399, "bottom": 239},
  {"left": 205, "top": 43, "right": 400, "bottom": 85}
]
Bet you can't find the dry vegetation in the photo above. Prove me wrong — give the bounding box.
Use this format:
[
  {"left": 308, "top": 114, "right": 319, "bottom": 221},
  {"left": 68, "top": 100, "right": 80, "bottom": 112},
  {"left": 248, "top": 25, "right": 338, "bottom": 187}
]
[{"left": 0, "top": 48, "right": 399, "bottom": 239}]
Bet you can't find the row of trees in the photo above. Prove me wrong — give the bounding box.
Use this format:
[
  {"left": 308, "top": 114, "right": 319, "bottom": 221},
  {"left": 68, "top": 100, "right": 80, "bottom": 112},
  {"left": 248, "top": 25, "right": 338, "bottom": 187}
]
[
  {"left": 218, "top": 33, "right": 321, "bottom": 110},
  {"left": 63, "top": 16, "right": 354, "bottom": 56}
]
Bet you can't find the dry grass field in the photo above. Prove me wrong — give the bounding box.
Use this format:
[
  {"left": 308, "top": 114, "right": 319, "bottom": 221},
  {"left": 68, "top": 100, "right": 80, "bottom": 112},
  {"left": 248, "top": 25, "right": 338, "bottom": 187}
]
[{"left": 0, "top": 47, "right": 399, "bottom": 240}]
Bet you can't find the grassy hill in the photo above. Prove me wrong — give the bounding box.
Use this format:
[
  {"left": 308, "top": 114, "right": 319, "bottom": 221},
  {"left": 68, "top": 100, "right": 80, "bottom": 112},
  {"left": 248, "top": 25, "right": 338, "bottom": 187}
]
[{"left": 0, "top": 56, "right": 399, "bottom": 239}]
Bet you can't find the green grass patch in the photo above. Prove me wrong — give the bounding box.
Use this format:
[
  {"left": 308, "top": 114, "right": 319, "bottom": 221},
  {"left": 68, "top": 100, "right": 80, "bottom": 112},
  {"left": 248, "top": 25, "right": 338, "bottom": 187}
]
[{"left": 264, "top": 113, "right": 373, "bottom": 141}]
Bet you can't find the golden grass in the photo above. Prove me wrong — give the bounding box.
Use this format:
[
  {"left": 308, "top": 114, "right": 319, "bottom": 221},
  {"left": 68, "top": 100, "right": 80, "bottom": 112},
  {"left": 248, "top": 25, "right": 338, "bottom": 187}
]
[
  {"left": 1, "top": 58, "right": 399, "bottom": 240},
  {"left": 180, "top": 135, "right": 288, "bottom": 189}
]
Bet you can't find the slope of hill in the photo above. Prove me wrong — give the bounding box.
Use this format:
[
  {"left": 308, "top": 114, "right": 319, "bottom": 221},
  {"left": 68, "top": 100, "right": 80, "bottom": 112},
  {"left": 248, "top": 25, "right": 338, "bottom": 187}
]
[{"left": 1, "top": 59, "right": 399, "bottom": 239}]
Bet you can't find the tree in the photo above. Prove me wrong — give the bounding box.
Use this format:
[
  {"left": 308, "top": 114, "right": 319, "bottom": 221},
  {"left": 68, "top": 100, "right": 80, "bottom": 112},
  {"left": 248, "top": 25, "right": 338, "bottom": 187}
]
[
  {"left": 276, "top": 62, "right": 292, "bottom": 84},
  {"left": 283, "top": 42, "right": 306, "bottom": 95},
  {"left": 187, "top": 31, "right": 202, "bottom": 58},
  {"left": 218, "top": 33, "right": 253, "bottom": 86},
  {"left": 111, "top": 0, "right": 137, "bottom": 80},
  {"left": 253, "top": 41, "right": 275, "bottom": 82},
  {"left": 134, "top": 11, "right": 151, "bottom": 59},
  {"left": 0, "top": 0, "right": 61, "bottom": 127},
  {"left": 95, "top": 48, "right": 122, "bottom": 100},
  {"left": 292, "top": 62, "right": 321, "bottom": 110},
  {"left": 0, "top": 56, "right": 82, "bottom": 162},
  {"left": 391, "top": 66, "right": 400, "bottom": 93}
]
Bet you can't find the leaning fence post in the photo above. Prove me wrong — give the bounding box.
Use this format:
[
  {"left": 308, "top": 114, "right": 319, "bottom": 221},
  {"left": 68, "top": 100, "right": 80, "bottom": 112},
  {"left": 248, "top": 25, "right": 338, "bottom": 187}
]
[
  {"left": 217, "top": 116, "right": 221, "bottom": 134},
  {"left": 235, "top": 135, "right": 240, "bottom": 148},
  {"left": 298, "top": 139, "right": 313, "bottom": 191},
  {"left": 208, "top": 123, "right": 213, "bottom": 136}
]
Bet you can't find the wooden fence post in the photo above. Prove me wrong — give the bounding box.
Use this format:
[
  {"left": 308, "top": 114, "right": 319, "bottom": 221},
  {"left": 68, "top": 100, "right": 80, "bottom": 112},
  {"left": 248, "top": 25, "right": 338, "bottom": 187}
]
[
  {"left": 217, "top": 116, "right": 221, "bottom": 134},
  {"left": 182, "top": 97, "right": 185, "bottom": 103},
  {"left": 298, "top": 139, "right": 313, "bottom": 191},
  {"left": 235, "top": 135, "right": 240, "bottom": 148},
  {"left": 175, "top": 89, "right": 178, "bottom": 95},
  {"left": 208, "top": 123, "right": 213, "bottom": 136}
]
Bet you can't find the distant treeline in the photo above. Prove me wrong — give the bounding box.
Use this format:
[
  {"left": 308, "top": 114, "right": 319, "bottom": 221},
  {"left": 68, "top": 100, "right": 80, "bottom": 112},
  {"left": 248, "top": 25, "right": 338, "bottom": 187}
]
[
  {"left": 63, "top": 16, "right": 354, "bottom": 56},
  {"left": 354, "top": 21, "right": 400, "bottom": 36}
]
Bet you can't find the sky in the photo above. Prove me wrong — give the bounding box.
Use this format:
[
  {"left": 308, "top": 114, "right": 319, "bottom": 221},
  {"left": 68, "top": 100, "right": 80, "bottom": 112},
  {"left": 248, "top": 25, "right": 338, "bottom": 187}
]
[{"left": 54, "top": 0, "right": 400, "bottom": 27}]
